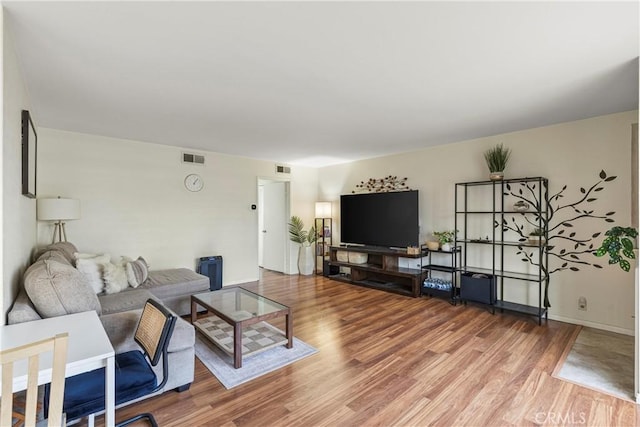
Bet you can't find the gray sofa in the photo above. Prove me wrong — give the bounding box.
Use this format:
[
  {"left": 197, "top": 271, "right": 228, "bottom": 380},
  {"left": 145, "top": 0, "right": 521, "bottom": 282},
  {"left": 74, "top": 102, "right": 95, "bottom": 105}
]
[{"left": 7, "top": 242, "right": 210, "bottom": 398}]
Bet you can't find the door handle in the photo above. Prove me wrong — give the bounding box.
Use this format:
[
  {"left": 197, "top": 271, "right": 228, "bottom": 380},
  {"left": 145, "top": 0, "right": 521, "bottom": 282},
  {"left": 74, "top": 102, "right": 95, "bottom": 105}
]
[{"left": 262, "top": 230, "right": 267, "bottom": 233}]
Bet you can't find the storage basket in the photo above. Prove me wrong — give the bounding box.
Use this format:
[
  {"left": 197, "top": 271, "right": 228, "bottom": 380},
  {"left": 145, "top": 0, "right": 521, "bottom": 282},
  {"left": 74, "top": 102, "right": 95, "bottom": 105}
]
[{"left": 348, "top": 252, "right": 368, "bottom": 264}]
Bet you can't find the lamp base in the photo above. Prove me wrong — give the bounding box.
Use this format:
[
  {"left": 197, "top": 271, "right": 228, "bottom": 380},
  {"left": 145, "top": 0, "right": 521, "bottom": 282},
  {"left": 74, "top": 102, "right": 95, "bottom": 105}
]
[{"left": 52, "top": 221, "right": 68, "bottom": 244}]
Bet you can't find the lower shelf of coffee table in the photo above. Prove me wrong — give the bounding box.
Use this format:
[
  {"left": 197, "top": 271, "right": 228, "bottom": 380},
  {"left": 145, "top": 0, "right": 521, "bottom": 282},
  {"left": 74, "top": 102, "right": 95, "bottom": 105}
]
[{"left": 194, "top": 315, "right": 287, "bottom": 356}]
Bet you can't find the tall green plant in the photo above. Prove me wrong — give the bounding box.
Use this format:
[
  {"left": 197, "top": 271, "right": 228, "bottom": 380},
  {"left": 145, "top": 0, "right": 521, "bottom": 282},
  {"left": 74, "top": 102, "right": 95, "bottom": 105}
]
[
  {"left": 288, "top": 216, "right": 317, "bottom": 246},
  {"left": 483, "top": 143, "right": 511, "bottom": 172}
]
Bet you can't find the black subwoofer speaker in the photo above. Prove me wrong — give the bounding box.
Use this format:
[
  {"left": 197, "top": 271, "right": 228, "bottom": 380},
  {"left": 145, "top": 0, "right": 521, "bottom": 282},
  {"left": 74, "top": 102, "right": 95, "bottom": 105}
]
[{"left": 323, "top": 260, "right": 339, "bottom": 277}]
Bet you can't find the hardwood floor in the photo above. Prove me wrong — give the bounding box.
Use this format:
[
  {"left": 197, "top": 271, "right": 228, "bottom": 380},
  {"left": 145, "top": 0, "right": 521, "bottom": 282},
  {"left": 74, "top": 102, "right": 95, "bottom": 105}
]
[{"left": 113, "top": 270, "right": 639, "bottom": 426}]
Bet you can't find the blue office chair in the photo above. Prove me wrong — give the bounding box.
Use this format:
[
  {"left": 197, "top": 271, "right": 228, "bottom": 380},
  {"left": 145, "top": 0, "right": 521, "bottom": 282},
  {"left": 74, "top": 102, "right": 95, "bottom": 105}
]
[{"left": 45, "top": 299, "right": 176, "bottom": 426}]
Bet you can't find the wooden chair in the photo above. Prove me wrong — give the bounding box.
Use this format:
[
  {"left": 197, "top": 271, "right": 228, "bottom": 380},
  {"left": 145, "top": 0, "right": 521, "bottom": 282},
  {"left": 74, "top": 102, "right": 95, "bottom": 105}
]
[{"left": 1, "top": 333, "right": 69, "bottom": 427}]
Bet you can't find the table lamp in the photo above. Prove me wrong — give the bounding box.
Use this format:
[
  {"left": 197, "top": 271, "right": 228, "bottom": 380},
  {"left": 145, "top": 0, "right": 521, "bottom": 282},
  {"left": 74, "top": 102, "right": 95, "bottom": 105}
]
[{"left": 37, "top": 197, "right": 81, "bottom": 243}]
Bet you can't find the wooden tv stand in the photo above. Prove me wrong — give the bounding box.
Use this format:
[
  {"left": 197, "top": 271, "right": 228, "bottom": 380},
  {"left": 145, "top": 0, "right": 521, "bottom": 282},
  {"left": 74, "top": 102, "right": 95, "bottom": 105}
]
[{"left": 327, "top": 245, "right": 426, "bottom": 297}]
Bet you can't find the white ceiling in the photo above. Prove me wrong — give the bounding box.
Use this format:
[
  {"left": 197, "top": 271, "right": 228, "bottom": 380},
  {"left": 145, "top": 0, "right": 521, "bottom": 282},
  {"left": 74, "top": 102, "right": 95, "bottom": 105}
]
[{"left": 3, "top": 1, "right": 638, "bottom": 167}]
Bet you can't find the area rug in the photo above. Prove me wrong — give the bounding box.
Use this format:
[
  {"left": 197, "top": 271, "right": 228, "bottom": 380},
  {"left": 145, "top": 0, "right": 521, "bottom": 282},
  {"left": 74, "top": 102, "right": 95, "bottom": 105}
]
[
  {"left": 195, "top": 332, "right": 318, "bottom": 389},
  {"left": 553, "top": 326, "right": 634, "bottom": 401}
]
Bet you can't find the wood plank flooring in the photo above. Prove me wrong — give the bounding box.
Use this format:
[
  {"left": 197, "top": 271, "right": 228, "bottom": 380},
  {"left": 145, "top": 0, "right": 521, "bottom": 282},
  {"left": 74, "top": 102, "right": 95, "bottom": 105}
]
[{"left": 111, "top": 270, "right": 638, "bottom": 426}]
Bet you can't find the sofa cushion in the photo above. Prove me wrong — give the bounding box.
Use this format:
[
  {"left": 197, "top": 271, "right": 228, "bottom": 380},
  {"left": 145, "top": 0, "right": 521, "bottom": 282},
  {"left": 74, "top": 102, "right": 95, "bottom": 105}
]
[
  {"left": 24, "top": 259, "right": 101, "bottom": 318},
  {"left": 53, "top": 350, "right": 157, "bottom": 421},
  {"left": 141, "top": 269, "right": 209, "bottom": 300},
  {"left": 99, "top": 289, "right": 155, "bottom": 316},
  {"left": 35, "top": 242, "right": 78, "bottom": 265}
]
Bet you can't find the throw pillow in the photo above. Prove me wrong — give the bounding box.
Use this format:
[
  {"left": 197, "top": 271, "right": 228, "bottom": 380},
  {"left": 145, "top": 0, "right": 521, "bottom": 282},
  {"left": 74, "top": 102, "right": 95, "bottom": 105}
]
[
  {"left": 24, "top": 259, "right": 102, "bottom": 318},
  {"left": 125, "top": 257, "right": 149, "bottom": 288},
  {"left": 103, "top": 261, "right": 129, "bottom": 294},
  {"left": 75, "top": 254, "right": 110, "bottom": 294}
]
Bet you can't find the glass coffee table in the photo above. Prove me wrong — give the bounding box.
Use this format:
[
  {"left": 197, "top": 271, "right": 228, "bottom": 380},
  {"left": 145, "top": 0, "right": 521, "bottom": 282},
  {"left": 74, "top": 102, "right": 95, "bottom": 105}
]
[{"left": 191, "top": 287, "right": 293, "bottom": 368}]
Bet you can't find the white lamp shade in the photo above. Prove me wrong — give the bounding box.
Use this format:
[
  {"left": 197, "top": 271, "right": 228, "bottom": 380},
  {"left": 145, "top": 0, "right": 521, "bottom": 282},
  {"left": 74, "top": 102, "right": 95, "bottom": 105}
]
[
  {"left": 315, "top": 202, "right": 332, "bottom": 218},
  {"left": 37, "top": 198, "right": 81, "bottom": 221}
]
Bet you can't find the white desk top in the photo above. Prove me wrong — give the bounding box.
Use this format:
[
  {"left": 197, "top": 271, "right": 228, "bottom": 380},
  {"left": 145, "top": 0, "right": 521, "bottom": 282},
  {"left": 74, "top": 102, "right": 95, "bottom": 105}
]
[{"left": 1, "top": 311, "right": 115, "bottom": 392}]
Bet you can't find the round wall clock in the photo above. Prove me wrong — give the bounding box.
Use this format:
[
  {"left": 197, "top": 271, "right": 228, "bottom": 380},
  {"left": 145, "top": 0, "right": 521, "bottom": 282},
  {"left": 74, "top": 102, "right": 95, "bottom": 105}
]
[{"left": 184, "top": 174, "right": 204, "bottom": 192}]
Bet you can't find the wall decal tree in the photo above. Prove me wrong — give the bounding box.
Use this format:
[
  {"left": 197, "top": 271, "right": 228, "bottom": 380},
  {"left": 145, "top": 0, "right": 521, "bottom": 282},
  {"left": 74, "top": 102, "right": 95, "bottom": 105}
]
[{"left": 501, "top": 170, "right": 617, "bottom": 308}]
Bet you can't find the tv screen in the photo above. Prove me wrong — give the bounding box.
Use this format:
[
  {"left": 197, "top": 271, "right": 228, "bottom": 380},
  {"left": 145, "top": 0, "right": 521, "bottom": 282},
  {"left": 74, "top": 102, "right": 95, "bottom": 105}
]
[{"left": 340, "top": 190, "right": 419, "bottom": 248}]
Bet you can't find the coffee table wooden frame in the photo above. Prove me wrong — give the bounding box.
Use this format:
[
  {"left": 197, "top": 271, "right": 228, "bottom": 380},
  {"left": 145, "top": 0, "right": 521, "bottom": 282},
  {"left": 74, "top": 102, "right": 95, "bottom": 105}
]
[{"left": 191, "top": 288, "right": 293, "bottom": 368}]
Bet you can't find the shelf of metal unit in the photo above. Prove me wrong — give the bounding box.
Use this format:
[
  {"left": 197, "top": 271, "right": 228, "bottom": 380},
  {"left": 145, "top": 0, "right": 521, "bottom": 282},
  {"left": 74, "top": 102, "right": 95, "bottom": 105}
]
[
  {"left": 455, "top": 210, "right": 548, "bottom": 215},
  {"left": 458, "top": 267, "right": 545, "bottom": 282},
  {"left": 458, "top": 239, "right": 547, "bottom": 248},
  {"left": 422, "top": 286, "right": 456, "bottom": 300},
  {"left": 494, "top": 300, "right": 548, "bottom": 320},
  {"left": 422, "top": 264, "right": 456, "bottom": 273}
]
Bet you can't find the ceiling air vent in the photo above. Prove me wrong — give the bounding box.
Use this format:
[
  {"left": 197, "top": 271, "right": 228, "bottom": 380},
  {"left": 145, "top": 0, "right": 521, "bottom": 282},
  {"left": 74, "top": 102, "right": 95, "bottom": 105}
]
[
  {"left": 182, "top": 152, "right": 205, "bottom": 165},
  {"left": 275, "top": 164, "right": 291, "bottom": 174}
]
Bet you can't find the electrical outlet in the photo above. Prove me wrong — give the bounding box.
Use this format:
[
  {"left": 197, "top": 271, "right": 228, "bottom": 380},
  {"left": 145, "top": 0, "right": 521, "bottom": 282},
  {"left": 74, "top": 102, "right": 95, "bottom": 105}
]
[{"left": 578, "top": 296, "right": 587, "bottom": 311}]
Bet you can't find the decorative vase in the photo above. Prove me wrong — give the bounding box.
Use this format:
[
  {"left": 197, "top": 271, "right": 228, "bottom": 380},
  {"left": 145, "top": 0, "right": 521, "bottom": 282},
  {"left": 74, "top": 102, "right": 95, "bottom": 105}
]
[
  {"left": 489, "top": 171, "right": 504, "bottom": 181},
  {"left": 298, "top": 245, "right": 314, "bottom": 275},
  {"left": 441, "top": 242, "right": 452, "bottom": 252}
]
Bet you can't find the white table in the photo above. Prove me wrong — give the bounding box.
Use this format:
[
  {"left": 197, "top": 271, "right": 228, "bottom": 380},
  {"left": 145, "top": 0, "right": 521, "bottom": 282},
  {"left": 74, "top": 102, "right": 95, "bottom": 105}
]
[{"left": 1, "top": 311, "right": 115, "bottom": 426}]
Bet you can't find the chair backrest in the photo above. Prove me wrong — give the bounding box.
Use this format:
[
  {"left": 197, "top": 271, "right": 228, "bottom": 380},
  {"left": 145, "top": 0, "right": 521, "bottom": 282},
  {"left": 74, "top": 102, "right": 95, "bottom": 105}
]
[
  {"left": 134, "top": 299, "right": 176, "bottom": 366},
  {"left": 1, "top": 333, "right": 68, "bottom": 427}
]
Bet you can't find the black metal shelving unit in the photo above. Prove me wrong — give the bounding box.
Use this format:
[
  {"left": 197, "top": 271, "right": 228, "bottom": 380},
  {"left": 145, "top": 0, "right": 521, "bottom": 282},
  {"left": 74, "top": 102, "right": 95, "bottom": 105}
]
[
  {"left": 421, "top": 246, "right": 461, "bottom": 304},
  {"left": 314, "top": 218, "right": 332, "bottom": 275},
  {"left": 455, "top": 177, "right": 549, "bottom": 325}
]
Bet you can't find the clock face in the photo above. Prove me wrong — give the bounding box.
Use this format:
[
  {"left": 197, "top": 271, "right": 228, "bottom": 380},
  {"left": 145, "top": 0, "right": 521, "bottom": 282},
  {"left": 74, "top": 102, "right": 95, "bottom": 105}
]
[{"left": 184, "top": 174, "right": 204, "bottom": 192}]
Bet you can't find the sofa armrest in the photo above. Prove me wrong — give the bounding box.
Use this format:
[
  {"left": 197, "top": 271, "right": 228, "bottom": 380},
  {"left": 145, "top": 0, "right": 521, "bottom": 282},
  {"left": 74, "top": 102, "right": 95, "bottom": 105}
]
[
  {"left": 100, "top": 308, "right": 195, "bottom": 354},
  {"left": 7, "top": 290, "right": 42, "bottom": 324}
]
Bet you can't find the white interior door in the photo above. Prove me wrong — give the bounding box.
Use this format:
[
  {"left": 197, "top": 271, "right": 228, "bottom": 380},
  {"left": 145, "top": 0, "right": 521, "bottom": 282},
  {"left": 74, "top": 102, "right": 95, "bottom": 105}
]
[
  {"left": 261, "top": 181, "right": 286, "bottom": 272},
  {"left": 258, "top": 185, "right": 265, "bottom": 267}
]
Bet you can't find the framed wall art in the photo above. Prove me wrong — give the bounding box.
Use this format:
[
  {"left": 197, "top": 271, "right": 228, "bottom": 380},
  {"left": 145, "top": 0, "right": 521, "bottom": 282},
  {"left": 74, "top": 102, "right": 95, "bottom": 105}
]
[{"left": 22, "top": 109, "right": 37, "bottom": 198}]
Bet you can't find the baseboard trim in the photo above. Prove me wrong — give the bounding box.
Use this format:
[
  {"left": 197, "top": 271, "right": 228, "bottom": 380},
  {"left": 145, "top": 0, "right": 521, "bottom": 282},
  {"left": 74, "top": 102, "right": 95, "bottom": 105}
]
[{"left": 548, "top": 314, "right": 633, "bottom": 336}]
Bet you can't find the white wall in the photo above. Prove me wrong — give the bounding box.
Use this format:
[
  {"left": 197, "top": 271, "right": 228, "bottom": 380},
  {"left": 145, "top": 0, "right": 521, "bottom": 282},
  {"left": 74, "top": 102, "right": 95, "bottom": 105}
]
[
  {"left": 319, "top": 111, "right": 638, "bottom": 333},
  {"left": 2, "top": 14, "right": 36, "bottom": 323},
  {"left": 37, "top": 128, "right": 318, "bottom": 285}
]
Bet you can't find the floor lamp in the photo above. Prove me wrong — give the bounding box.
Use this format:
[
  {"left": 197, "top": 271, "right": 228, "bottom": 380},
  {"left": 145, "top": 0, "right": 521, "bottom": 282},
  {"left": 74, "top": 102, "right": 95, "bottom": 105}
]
[
  {"left": 314, "top": 202, "right": 332, "bottom": 275},
  {"left": 37, "top": 198, "right": 81, "bottom": 244}
]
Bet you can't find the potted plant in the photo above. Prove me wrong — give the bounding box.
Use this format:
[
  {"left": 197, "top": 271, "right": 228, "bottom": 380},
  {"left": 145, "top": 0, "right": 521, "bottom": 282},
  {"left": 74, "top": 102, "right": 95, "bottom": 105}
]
[
  {"left": 433, "top": 230, "right": 456, "bottom": 252},
  {"left": 288, "top": 216, "right": 317, "bottom": 275},
  {"left": 483, "top": 143, "right": 511, "bottom": 180},
  {"left": 595, "top": 226, "right": 638, "bottom": 272},
  {"left": 528, "top": 228, "right": 545, "bottom": 245}
]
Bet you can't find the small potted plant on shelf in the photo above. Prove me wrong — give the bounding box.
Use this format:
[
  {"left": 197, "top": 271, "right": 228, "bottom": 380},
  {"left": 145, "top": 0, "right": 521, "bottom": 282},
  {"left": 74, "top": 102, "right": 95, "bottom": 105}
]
[
  {"left": 288, "top": 216, "right": 317, "bottom": 275},
  {"left": 433, "top": 230, "right": 456, "bottom": 252},
  {"left": 483, "top": 143, "right": 511, "bottom": 181},
  {"left": 595, "top": 226, "right": 638, "bottom": 272},
  {"left": 528, "top": 228, "right": 545, "bottom": 245}
]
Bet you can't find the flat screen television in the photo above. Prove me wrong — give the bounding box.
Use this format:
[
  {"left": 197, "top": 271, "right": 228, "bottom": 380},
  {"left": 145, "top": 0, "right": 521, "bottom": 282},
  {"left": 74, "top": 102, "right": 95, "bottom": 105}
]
[{"left": 340, "top": 190, "right": 419, "bottom": 248}]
